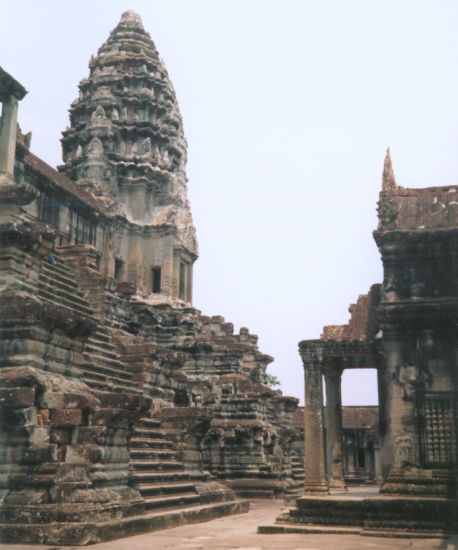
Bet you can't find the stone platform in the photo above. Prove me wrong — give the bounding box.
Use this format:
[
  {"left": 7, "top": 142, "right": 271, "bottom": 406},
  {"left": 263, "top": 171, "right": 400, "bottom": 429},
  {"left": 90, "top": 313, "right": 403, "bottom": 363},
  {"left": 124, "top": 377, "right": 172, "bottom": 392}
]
[
  {"left": 2, "top": 500, "right": 455, "bottom": 550},
  {"left": 0, "top": 500, "right": 248, "bottom": 546},
  {"left": 258, "top": 487, "right": 458, "bottom": 539}
]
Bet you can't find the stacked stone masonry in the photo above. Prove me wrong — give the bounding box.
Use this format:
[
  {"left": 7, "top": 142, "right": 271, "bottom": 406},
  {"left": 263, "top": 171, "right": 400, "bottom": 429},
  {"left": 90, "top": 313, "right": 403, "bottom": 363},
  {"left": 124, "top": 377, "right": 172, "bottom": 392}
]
[{"left": 0, "top": 11, "right": 300, "bottom": 545}]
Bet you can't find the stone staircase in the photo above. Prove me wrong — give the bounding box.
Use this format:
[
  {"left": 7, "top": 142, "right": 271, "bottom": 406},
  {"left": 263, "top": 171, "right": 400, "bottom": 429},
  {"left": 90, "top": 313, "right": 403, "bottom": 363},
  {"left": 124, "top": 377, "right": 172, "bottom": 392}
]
[
  {"left": 290, "top": 453, "right": 305, "bottom": 486},
  {"left": 38, "top": 253, "right": 137, "bottom": 393},
  {"left": 38, "top": 253, "right": 96, "bottom": 322},
  {"left": 284, "top": 453, "right": 305, "bottom": 502},
  {"left": 82, "top": 326, "right": 138, "bottom": 393},
  {"left": 129, "top": 416, "right": 207, "bottom": 511}
]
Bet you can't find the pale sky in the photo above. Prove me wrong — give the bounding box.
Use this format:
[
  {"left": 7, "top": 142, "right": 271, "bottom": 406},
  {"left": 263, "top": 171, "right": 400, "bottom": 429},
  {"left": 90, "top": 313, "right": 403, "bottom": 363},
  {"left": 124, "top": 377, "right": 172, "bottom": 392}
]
[{"left": 2, "top": 1, "right": 458, "bottom": 405}]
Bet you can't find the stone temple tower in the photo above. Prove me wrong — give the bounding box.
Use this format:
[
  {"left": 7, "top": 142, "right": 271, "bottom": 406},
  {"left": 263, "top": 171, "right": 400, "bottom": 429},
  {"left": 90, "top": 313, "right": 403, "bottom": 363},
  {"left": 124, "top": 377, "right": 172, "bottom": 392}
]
[{"left": 61, "top": 10, "right": 197, "bottom": 302}]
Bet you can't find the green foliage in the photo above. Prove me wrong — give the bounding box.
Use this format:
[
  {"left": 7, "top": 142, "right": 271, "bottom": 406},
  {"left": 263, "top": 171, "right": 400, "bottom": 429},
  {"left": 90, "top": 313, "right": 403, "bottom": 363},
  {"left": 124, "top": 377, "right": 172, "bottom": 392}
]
[{"left": 265, "top": 373, "right": 281, "bottom": 388}]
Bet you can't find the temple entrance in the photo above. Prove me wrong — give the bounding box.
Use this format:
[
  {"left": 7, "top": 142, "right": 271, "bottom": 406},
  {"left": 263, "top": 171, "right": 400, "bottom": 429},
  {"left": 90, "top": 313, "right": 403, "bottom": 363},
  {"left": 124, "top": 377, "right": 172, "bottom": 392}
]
[
  {"left": 340, "top": 369, "right": 380, "bottom": 485},
  {"left": 322, "top": 367, "right": 381, "bottom": 492}
]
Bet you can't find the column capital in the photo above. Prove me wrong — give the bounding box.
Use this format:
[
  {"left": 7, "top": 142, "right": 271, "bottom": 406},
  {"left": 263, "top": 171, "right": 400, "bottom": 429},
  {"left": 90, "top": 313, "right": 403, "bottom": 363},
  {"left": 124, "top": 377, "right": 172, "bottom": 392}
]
[
  {"left": 322, "top": 363, "right": 344, "bottom": 380},
  {"left": 0, "top": 67, "right": 27, "bottom": 101},
  {"left": 299, "top": 340, "right": 323, "bottom": 368}
]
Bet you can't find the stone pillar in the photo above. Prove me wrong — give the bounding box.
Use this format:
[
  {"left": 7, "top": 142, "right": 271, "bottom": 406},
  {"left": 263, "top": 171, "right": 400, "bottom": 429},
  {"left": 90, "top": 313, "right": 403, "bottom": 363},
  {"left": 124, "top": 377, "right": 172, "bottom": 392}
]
[
  {"left": 374, "top": 440, "right": 382, "bottom": 483},
  {"left": 324, "top": 366, "right": 347, "bottom": 492},
  {"left": 0, "top": 94, "right": 19, "bottom": 185},
  {"left": 300, "top": 341, "right": 329, "bottom": 494},
  {"left": 379, "top": 334, "right": 426, "bottom": 494}
]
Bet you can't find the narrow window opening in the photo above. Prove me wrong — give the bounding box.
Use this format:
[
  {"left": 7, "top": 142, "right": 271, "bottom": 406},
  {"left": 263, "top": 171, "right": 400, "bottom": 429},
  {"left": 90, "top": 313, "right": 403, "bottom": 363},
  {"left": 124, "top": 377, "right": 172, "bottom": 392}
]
[
  {"left": 151, "top": 267, "right": 161, "bottom": 293},
  {"left": 114, "top": 258, "right": 124, "bottom": 281},
  {"left": 174, "top": 389, "right": 189, "bottom": 407},
  {"left": 179, "top": 262, "right": 187, "bottom": 300}
]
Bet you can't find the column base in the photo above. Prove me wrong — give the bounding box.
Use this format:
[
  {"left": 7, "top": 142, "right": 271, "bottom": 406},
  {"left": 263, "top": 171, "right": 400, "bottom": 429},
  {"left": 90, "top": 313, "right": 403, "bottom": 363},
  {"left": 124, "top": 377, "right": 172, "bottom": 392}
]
[
  {"left": 329, "top": 479, "right": 348, "bottom": 493},
  {"left": 303, "top": 483, "right": 329, "bottom": 495}
]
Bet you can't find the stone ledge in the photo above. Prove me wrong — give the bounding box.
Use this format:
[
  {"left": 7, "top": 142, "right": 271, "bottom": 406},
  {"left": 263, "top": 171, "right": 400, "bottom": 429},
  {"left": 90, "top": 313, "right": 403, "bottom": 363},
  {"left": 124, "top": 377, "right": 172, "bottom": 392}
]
[
  {"left": 263, "top": 495, "right": 458, "bottom": 539},
  {"left": 0, "top": 499, "right": 249, "bottom": 545},
  {"left": 258, "top": 523, "right": 449, "bottom": 539},
  {"left": 258, "top": 524, "right": 361, "bottom": 535}
]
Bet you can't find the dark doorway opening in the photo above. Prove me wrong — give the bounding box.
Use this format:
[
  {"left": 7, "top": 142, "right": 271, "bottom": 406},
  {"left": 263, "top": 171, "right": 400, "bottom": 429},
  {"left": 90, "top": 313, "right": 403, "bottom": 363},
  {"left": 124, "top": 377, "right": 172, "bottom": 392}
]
[
  {"left": 151, "top": 267, "right": 161, "bottom": 293},
  {"left": 114, "top": 258, "right": 124, "bottom": 281}
]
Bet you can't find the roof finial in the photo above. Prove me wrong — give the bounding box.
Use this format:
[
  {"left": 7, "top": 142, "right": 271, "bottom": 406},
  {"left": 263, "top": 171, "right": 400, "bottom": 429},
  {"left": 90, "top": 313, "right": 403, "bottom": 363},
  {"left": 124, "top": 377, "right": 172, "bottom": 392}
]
[
  {"left": 119, "top": 10, "right": 144, "bottom": 29},
  {"left": 382, "top": 147, "right": 397, "bottom": 191}
]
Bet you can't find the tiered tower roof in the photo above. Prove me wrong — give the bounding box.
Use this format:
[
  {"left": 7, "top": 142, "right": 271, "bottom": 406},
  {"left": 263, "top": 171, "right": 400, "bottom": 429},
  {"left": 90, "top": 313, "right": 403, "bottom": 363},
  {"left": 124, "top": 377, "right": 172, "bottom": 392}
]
[{"left": 61, "top": 10, "right": 196, "bottom": 252}]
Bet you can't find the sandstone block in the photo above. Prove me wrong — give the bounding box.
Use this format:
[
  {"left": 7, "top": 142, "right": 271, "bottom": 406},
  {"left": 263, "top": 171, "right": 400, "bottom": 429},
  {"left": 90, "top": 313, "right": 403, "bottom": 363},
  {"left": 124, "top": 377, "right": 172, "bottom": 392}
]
[
  {"left": 50, "top": 428, "right": 71, "bottom": 445},
  {"left": 50, "top": 408, "right": 83, "bottom": 427},
  {"left": 0, "top": 387, "right": 35, "bottom": 408}
]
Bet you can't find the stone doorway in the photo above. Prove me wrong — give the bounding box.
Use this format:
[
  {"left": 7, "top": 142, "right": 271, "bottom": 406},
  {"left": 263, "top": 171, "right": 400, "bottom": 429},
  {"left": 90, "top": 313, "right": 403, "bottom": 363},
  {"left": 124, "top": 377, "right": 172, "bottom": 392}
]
[{"left": 321, "top": 365, "right": 381, "bottom": 493}]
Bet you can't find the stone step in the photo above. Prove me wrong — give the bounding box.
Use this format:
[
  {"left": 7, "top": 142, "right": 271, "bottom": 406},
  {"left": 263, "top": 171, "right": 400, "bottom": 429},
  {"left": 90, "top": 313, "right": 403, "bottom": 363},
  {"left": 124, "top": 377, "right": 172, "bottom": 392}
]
[
  {"left": 137, "top": 418, "right": 162, "bottom": 429},
  {"left": 80, "top": 369, "right": 137, "bottom": 393},
  {"left": 38, "top": 277, "right": 93, "bottom": 313},
  {"left": 48, "top": 256, "right": 75, "bottom": 276},
  {"left": 37, "top": 288, "right": 94, "bottom": 318},
  {"left": 142, "top": 492, "right": 201, "bottom": 510},
  {"left": 80, "top": 378, "right": 110, "bottom": 392},
  {"left": 86, "top": 337, "right": 116, "bottom": 352},
  {"left": 85, "top": 342, "right": 119, "bottom": 360},
  {"left": 130, "top": 460, "right": 184, "bottom": 471},
  {"left": 131, "top": 426, "right": 167, "bottom": 438},
  {"left": 93, "top": 330, "right": 111, "bottom": 343},
  {"left": 42, "top": 260, "right": 76, "bottom": 282},
  {"left": 236, "top": 489, "right": 275, "bottom": 499},
  {"left": 131, "top": 471, "right": 192, "bottom": 483},
  {"left": 85, "top": 351, "right": 126, "bottom": 370},
  {"left": 129, "top": 437, "right": 173, "bottom": 449},
  {"left": 39, "top": 269, "right": 83, "bottom": 297},
  {"left": 80, "top": 361, "right": 133, "bottom": 384},
  {"left": 81, "top": 376, "right": 137, "bottom": 394},
  {"left": 129, "top": 449, "right": 178, "bottom": 460},
  {"left": 134, "top": 482, "right": 197, "bottom": 496},
  {"left": 365, "top": 518, "right": 449, "bottom": 531}
]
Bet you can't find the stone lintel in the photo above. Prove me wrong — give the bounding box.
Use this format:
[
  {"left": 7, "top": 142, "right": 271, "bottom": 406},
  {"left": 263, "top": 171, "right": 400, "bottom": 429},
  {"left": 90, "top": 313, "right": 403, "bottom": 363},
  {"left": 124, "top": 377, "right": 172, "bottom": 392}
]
[{"left": 0, "top": 67, "right": 27, "bottom": 101}]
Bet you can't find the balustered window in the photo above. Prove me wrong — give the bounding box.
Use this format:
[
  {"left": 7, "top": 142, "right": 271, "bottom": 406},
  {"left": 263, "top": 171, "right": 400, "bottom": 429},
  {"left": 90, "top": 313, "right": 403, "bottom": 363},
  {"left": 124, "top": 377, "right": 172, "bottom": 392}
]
[
  {"left": 37, "top": 192, "right": 60, "bottom": 227},
  {"left": 69, "top": 210, "right": 96, "bottom": 245},
  {"left": 419, "top": 392, "right": 458, "bottom": 467}
]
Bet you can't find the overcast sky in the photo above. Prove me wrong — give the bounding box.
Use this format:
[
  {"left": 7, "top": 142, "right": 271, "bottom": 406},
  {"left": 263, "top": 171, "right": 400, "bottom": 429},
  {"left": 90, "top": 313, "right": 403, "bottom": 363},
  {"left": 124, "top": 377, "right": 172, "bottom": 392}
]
[{"left": 2, "top": 1, "right": 458, "bottom": 405}]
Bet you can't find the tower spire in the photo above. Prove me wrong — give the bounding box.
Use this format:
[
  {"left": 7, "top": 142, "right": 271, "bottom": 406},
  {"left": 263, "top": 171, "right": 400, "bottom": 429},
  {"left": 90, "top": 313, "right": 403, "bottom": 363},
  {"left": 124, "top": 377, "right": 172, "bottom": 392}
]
[
  {"left": 382, "top": 147, "right": 397, "bottom": 191},
  {"left": 60, "top": 10, "right": 197, "bottom": 254},
  {"left": 119, "top": 10, "right": 144, "bottom": 28}
]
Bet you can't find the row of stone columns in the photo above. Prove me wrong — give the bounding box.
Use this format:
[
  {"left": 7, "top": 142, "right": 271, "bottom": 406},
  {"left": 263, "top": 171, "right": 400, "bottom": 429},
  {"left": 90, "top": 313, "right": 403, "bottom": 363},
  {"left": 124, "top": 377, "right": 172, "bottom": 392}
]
[{"left": 300, "top": 341, "right": 347, "bottom": 494}]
